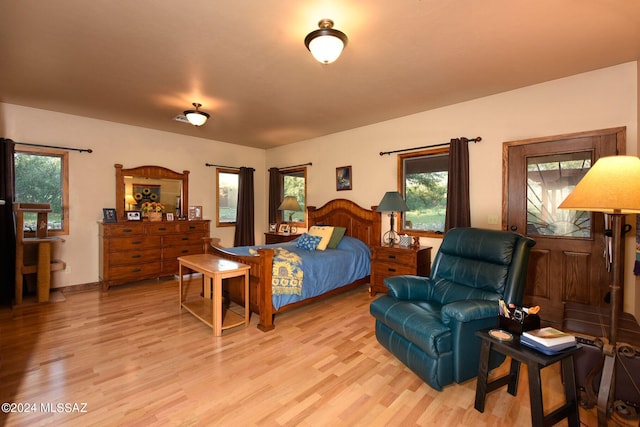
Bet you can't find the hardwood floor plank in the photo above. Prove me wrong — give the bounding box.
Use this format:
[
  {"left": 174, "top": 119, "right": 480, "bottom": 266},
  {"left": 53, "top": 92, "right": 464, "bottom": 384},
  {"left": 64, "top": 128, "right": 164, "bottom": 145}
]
[{"left": 0, "top": 278, "right": 607, "bottom": 426}]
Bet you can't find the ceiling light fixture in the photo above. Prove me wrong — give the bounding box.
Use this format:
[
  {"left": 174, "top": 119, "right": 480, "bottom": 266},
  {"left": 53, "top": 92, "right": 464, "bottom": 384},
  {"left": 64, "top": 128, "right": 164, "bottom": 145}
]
[
  {"left": 183, "top": 103, "right": 210, "bottom": 127},
  {"left": 304, "top": 19, "right": 348, "bottom": 64}
]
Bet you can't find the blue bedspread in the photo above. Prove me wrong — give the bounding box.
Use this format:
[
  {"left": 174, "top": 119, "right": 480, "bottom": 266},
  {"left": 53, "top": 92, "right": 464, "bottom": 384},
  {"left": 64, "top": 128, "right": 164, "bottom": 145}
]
[{"left": 226, "top": 236, "right": 371, "bottom": 310}]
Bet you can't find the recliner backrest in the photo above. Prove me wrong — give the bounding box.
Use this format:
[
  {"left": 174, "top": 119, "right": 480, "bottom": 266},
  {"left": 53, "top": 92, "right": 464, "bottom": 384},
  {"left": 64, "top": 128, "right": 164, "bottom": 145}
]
[{"left": 429, "top": 228, "right": 535, "bottom": 305}]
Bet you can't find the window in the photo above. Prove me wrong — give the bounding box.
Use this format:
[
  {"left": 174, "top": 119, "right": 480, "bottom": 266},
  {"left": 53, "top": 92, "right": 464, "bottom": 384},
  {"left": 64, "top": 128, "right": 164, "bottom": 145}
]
[
  {"left": 216, "top": 168, "right": 239, "bottom": 226},
  {"left": 14, "top": 146, "right": 69, "bottom": 235},
  {"left": 280, "top": 167, "right": 306, "bottom": 226},
  {"left": 398, "top": 147, "right": 449, "bottom": 237}
]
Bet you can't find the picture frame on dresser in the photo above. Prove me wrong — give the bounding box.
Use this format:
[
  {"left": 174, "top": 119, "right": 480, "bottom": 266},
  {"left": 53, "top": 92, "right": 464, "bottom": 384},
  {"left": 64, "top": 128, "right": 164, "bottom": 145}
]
[
  {"left": 103, "top": 208, "right": 117, "bottom": 223},
  {"left": 188, "top": 205, "right": 202, "bottom": 220},
  {"left": 166, "top": 212, "right": 174, "bottom": 221},
  {"left": 126, "top": 210, "right": 141, "bottom": 221}
]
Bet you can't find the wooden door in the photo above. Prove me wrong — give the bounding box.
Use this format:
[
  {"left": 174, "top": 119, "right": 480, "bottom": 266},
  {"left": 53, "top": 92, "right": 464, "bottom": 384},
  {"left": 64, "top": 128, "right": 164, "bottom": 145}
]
[{"left": 503, "top": 127, "right": 625, "bottom": 326}]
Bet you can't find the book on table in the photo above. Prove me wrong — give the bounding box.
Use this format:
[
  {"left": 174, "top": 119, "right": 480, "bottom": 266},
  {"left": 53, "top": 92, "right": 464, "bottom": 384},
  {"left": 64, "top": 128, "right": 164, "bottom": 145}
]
[{"left": 521, "top": 327, "right": 576, "bottom": 354}]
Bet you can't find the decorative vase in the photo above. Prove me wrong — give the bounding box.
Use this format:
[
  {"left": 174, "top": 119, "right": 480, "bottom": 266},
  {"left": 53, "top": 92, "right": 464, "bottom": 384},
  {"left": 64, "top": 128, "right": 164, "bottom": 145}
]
[{"left": 147, "top": 212, "right": 163, "bottom": 222}]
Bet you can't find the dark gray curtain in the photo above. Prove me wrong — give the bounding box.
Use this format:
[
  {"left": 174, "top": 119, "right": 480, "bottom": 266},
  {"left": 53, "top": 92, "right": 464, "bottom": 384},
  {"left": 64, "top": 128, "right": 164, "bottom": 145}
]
[
  {"left": 233, "top": 167, "right": 255, "bottom": 247},
  {"left": 0, "top": 138, "right": 16, "bottom": 304},
  {"left": 444, "top": 137, "right": 471, "bottom": 231},
  {"left": 268, "top": 167, "right": 280, "bottom": 224}
]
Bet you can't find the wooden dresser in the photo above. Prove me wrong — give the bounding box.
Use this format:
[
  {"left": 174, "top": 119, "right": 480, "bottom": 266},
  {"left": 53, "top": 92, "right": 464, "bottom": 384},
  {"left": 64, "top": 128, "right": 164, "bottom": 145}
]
[
  {"left": 370, "top": 245, "right": 432, "bottom": 296},
  {"left": 99, "top": 220, "right": 210, "bottom": 290}
]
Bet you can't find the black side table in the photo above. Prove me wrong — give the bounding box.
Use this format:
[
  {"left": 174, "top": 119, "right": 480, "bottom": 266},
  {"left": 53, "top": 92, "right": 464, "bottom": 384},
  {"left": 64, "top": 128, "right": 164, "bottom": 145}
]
[{"left": 474, "top": 329, "right": 580, "bottom": 427}]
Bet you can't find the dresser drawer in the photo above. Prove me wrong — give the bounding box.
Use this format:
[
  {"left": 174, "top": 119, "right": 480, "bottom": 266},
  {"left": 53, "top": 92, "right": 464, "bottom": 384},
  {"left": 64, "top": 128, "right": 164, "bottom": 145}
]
[
  {"left": 146, "top": 222, "right": 179, "bottom": 234},
  {"left": 163, "top": 244, "right": 203, "bottom": 259},
  {"left": 373, "top": 250, "right": 417, "bottom": 267},
  {"left": 108, "top": 248, "right": 161, "bottom": 266},
  {"left": 164, "top": 233, "right": 207, "bottom": 246},
  {"left": 177, "top": 221, "right": 209, "bottom": 233},
  {"left": 108, "top": 262, "right": 162, "bottom": 280},
  {"left": 372, "top": 262, "right": 415, "bottom": 278},
  {"left": 101, "top": 224, "right": 145, "bottom": 237},
  {"left": 109, "top": 236, "right": 161, "bottom": 251}
]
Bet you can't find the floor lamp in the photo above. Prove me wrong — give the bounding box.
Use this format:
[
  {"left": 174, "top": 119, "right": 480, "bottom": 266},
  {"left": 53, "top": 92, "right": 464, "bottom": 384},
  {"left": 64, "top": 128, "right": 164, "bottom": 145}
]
[{"left": 558, "top": 155, "right": 640, "bottom": 425}]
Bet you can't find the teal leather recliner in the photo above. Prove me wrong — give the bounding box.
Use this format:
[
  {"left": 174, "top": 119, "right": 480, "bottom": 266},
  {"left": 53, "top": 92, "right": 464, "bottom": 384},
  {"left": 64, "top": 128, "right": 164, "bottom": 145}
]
[{"left": 370, "top": 227, "right": 535, "bottom": 391}]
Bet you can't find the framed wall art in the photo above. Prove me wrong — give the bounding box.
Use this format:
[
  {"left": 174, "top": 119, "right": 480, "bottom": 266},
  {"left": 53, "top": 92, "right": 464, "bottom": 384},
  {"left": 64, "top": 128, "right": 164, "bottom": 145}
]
[{"left": 336, "top": 165, "right": 352, "bottom": 191}]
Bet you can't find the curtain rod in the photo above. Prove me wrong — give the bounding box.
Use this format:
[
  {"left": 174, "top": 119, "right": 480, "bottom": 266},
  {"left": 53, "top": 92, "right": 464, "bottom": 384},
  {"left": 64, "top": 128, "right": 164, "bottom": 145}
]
[
  {"left": 11, "top": 140, "right": 93, "bottom": 153},
  {"left": 379, "top": 137, "right": 481, "bottom": 156},
  {"left": 277, "top": 162, "right": 312, "bottom": 170},
  {"left": 205, "top": 163, "right": 255, "bottom": 171}
]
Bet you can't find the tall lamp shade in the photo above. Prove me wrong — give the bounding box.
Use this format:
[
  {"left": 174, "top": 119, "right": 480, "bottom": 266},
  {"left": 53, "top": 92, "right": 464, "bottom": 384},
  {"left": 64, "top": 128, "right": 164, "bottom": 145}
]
[
  {"left": 376, "top": 191, "right": 409, "bottom": 246},
  {"left": 278, "top": 196, "right": 302, "bottom": 223},
  {"left": 558, "top": 155, "right": 640, "bottom": 423}
]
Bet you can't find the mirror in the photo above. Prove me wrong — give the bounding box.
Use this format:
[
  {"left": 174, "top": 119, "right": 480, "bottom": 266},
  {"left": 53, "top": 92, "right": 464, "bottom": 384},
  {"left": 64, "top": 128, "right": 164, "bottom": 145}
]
[{"left": 115, "top": 164, "right": 189, "bottom": 220}]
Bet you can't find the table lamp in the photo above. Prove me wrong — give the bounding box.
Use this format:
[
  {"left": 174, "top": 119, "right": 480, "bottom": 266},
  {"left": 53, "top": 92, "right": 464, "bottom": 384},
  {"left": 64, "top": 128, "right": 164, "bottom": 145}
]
[
  {"left": 376, "top": 191, "right": 409, "bottom": 246},
  {"left": 558, "top": 155, "right": 640, "bottom": 423},
  {"left": 278, "top": 196, "right": 301, "bottom": 232}
]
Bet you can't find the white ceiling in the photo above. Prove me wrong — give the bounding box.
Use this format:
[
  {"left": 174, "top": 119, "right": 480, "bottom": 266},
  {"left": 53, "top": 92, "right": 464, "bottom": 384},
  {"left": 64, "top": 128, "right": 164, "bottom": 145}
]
[{"left": 1, "top": 1, "right": 639, "bottom": 149}]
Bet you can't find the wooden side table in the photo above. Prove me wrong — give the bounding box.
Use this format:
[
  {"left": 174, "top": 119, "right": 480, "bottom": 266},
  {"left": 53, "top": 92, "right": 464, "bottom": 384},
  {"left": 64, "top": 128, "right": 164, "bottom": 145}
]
[
  {"left": 474, "top": 329, "right": 580, "bottom": 427},
  {"left": 370, "top": 245, "right": 431, "bottom": 296},
  {"left": 264, "top": 232, "right": 301, "bottom": 244},
  {"left": 178, "top": 254, "right": 250, "bottom": 336}
]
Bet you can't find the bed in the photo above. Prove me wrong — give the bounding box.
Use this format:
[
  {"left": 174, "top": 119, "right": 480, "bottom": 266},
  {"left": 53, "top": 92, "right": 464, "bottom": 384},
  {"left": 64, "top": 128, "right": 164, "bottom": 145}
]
[{"left": 203, "top": 199, "right": 381, "bottom": 331}]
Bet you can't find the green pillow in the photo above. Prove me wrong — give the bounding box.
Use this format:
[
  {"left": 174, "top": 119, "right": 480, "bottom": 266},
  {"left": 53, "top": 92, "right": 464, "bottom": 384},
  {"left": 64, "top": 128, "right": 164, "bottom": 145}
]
[{"left": 327, "top": 226, "right": 347, "bottom": 249}]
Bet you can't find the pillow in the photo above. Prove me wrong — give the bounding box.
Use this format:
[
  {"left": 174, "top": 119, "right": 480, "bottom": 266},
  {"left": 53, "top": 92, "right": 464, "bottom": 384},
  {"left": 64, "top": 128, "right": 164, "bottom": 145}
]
[
  {"left": 308, "top": 225, "right": 334, "bottom": 251},
  {"left": 327, "top": 226, "right": 347, "bottom": 249},
  {"left": 296, "top": 233, "right": 322, "bottom": 251}
]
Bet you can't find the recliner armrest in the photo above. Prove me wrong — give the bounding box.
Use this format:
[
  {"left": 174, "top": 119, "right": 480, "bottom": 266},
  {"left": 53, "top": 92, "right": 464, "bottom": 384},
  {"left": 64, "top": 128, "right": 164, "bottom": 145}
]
[
  {"left": 384, "top": 275, "right": 433, "bottom": 300},
  {"left": 441, "top": 300, "right": 497, "bottom": 325}
]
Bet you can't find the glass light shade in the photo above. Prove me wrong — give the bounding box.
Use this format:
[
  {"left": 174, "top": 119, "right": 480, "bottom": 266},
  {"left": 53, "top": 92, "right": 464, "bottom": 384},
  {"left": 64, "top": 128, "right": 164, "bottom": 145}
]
[
  {"left": 185, "top": 111, "right": 209, "bottom": 127},
  {"left": 558, "top": 155, "right": 640, "bottom": 214},
  {"left": 376, "top": 191, "right": 409, "bottom": 212},
  {"left": 308, "top": 35, "right": 345, "bottom": 64}
]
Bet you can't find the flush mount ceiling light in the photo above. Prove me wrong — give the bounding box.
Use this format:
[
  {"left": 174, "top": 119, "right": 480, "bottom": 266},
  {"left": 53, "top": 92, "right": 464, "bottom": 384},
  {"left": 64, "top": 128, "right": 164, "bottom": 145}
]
[
  {"left": 304, "top": 19, "right": 348, "bottom": 64},
  {"left": 183, "top": 102, "right": 210, "bottom": 126}
]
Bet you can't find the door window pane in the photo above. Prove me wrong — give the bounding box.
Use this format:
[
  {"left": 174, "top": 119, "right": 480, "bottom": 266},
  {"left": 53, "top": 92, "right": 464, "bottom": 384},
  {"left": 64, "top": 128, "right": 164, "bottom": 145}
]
[{"left": 526, "top": 152, "right": 591, "bottom": 237}]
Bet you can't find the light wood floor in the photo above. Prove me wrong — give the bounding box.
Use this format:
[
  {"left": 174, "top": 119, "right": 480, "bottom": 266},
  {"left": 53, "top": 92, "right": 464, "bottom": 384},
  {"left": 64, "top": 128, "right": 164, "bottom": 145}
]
[{"left": 0, "top": 277, "right": 612, "bottom": 426}]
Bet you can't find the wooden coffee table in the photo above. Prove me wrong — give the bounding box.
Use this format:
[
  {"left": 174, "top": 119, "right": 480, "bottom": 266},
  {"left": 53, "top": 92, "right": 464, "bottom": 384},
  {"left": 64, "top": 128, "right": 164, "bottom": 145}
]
[{"left": 178, "top": 254, "right": 250, "bottom": 336}]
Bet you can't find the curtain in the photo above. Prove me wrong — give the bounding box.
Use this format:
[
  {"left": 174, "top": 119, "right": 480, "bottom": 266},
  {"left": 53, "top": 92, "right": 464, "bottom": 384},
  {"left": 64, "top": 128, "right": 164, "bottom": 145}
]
[
  {"left": 233, "top": 167, "right": 255, "bottom": 247},
  {"left": 0, "top": 138, "right": 16, "bottom": 304},
  {"left": 444, "top": 137, "right": 471, "bottom": 231},
  {"left": 268, "top": 167, "right": 280, "bottom": 225}
]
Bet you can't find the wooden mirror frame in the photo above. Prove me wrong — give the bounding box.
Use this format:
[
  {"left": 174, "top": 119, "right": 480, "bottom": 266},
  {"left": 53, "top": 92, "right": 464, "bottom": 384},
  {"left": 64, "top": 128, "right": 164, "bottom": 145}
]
[{"left": 115, "top": 164, "right": 189, "bottom": 221}]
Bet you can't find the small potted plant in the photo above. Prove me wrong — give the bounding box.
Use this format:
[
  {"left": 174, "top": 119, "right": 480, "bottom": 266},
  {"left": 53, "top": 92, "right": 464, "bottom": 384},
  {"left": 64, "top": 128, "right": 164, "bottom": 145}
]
[{"left": 140, "top": 201, "right": 165, "bottom": 221}]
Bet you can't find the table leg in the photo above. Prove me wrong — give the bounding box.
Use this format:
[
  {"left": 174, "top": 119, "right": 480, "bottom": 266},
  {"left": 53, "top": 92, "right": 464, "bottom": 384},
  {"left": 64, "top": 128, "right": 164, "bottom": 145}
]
[
  {"left": 179, "top": 262, "right": 183, "bottom": 310},
  {"left": 474, "top": 339, "right": 492, "bottom": 412},
  {"left": 507, "top": 358, "right": 521, "bottom": 396},
  {"left": 212, "top": 274, "right": 222, "bottom": 336},
  {"left": 561, "top": 355, "right": 580, "bottom": 427},
  {"left": 244, "top": 271, "right": 250, "bottom": 327},
  {"left": 527, "top": 361, "right": 544, "bottom": 427}
]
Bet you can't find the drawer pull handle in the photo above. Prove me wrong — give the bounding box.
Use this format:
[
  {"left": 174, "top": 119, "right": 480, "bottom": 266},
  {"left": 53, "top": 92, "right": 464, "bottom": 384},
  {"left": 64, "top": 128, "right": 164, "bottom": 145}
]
[
  {"left": 123, "top": 229, "right": 133, "bottom": 233},
  {"left": 131, "top": 241, "right": 142, "bottom": 245},
  {"left": 181, "top": 237, "right": 189, "bottom": 241},
  {"left": 158, "top": 227, "right": 167, "bottom": 231},
  {"left": 131, "top": 268, "right": 141, "bottom": 273},
  {"left": 189, "top": 226, "right": 196, "bottom": 230},
  {"left": 388, "top": 255, "right": 396, "bottom": 259},
  {"left": 387, "top": 268, "right": 396, "bottom": 272},
  {"left": 181, "top": 249, "right": 189, "bottom": 253},
  {"left": 132, "top": 254, "right": 141, "bottom": 259}
]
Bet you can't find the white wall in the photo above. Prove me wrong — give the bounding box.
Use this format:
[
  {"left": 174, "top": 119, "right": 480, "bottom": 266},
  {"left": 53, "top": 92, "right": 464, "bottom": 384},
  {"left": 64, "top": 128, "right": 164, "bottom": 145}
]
[
  {"left": 3, "top": 62, "right": 638, "bottom": 314},
  {"left": 266, "top": 62, "right": 639, "bottom": 314},
  {"left": 1, "top": 105, "right": 266, "bottom": 289}
]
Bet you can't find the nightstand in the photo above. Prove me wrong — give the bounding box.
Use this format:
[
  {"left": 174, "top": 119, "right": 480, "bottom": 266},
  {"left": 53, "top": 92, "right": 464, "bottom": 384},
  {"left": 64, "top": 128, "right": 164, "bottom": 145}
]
[
  {"left": 370, "top": 245, "right": 432, "bottom": 296},
  {"left": 264, "top": 232, "right": 301, "bottom": 244}
]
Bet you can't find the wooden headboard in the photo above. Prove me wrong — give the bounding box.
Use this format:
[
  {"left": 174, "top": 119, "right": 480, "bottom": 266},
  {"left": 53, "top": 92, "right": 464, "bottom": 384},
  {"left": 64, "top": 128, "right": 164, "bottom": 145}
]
[{"left": 307, "top": 198, "right": 381, "bottom": 249}]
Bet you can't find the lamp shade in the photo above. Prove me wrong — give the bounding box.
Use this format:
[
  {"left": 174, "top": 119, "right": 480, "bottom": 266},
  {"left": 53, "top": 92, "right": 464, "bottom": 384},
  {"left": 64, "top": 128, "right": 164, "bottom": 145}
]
[
  {"left": 376, "top": 191, "right": 409, "bottom": 212},
  {"left": 278, "top": 196, "right": 301, "bottom": 212},
  {"left": 304, "top": 19, "right": 348, "bottom": 64},
  {"left": 183, "top": 103, "right": 210, "bottom": 127},
  {"left": 558, "top": 155, "right": 640, "bottom": 214}
]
